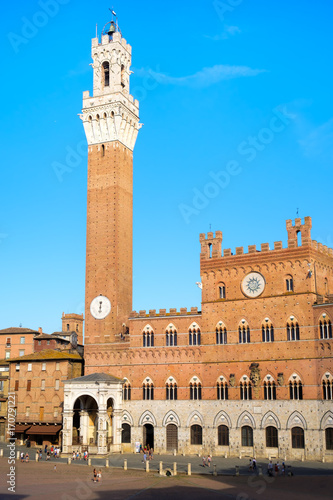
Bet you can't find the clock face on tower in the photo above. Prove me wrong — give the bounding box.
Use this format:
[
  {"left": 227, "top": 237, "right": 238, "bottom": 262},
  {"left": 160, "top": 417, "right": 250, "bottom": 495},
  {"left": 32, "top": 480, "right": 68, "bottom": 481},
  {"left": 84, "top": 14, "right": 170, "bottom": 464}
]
[
  {"left": 241, "top": 272, "right": 265, "bottom": 298},
  {"left": 90, "top": 295, "right": 111, "bottom": 320}
]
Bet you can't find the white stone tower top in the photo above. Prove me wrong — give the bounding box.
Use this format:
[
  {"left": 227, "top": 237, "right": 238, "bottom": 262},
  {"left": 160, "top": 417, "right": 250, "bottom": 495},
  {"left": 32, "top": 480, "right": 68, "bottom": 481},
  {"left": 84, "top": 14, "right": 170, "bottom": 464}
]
[{"left": 80, "top": 20, "right": 141, "bottom": 150}]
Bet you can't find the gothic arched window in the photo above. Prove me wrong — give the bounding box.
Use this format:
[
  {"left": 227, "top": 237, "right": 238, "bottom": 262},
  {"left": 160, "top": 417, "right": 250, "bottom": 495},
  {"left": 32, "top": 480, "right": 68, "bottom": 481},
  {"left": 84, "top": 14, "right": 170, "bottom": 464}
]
[
  {"left": 143, "top": 326, "right": 154, "bottom": 347},
  {"left": 216, "top": 377, "right": 228, "bottom": 400},
  {"left": 142, "top": 378, "right": 154, "bottom": 400},
  {"left": 189, "top": 377, "right": 202, "bottom": 400},
  {"left": 287, "top": 318, "right": 300, "bottom": 341},
  {"left": 166, "top": 377, "right": 178, "bottom": 400},
  {"left": 216, "top": 322, "right": 227, "bottom": 344},
  {"left": 262, "top": 320, "right": 274, "bottom": 342},
  {"left": 239, "top": 321, "right": 250, "bottom": 344},
  {"left": 189, "top": 324, "right": 201, "bottom": 346},
  {"left": 289, "top": 374, "right": 303, "bottom": 400},
  {"left": 166, "top": 324, "right": 177, "bottom": 347}
]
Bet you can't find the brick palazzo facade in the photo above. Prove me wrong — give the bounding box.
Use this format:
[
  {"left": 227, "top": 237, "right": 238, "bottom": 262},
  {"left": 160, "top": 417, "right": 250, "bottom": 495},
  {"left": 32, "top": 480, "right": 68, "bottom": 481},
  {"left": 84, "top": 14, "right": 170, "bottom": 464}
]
[{"left": 62, "top": 18, "right": 333, "bottom": 460}]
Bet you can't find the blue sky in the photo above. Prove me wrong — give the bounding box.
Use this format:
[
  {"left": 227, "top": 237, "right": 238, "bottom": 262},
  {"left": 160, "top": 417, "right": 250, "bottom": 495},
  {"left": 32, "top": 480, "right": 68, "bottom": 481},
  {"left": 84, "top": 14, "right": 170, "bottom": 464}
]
[{"left": 1, "top": 0, "right": 333, "bottom": 334}]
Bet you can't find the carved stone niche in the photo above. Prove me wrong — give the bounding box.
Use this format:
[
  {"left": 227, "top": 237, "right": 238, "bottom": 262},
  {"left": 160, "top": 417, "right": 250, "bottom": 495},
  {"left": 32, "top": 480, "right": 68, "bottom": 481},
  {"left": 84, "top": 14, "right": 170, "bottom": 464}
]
[
  {"left": 277, "top": 373, "right": 284, "bottom": 386},
  {"left": 249, "top": 363, "right": 261, "bottom": 387},
  {"left": 229, "top": 374, "right": 235, "bottom": 387},
  {"left": 249, "top": 363, "right": 261, "bottom": 399}
]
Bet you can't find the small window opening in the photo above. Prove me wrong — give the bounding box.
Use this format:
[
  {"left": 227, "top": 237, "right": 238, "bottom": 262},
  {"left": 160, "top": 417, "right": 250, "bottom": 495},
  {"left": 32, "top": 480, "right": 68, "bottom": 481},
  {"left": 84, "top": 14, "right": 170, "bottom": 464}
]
[{"left": 102, "top": 62, "right": 110, "bottom": 87}]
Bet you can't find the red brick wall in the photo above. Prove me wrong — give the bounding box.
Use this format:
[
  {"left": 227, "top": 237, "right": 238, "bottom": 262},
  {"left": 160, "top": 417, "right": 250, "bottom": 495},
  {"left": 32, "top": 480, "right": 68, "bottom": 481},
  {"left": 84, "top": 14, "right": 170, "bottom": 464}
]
[{"left": 85, "top": 141, "right": 133, "bottom": 346}]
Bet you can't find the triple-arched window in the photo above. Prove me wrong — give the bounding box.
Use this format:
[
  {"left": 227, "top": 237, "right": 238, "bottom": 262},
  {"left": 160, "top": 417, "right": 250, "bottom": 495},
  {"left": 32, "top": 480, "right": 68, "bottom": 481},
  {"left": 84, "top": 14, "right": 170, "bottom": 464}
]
[
  {"left": 189, "top": 324, "right": 201, "bottom": 346},
  {"left": 166, "top": 377, "right": 178, "bottom": 400},
  {"left": 240, "top": 376, "right": 252, "bottom": 400},
  {"left": 166, "top": 324, "right": 177, "bottom": 346},
  {"left": 216, "top": 377, "right": 228, "bottom": 400},
  {"left": 143, "top": 326, "right": 154, "bottom": 347},
  {"left": 319, "top": 315, "right": 332, "bottom": 339},
  {"left": 216, "top": 322, "right": 227, "bottom": 344},
  {"left": 263, "top": 375, "right": 276, "bottom": 400},
  {"left": 262, "top": 320, "right": 274, "bottom": 342},
  {"left": 289, "top": 374, "right": 303, "bottom": 400},
  {"left": 142, "top": 378, "right": 154, "bottom": 400},
  {"left": 190, "top": 377, "right": 202, "bottom": 400},
  {"left": 287, "top": 318, "right": 300, "bottom": 341},
  {"left": 239, "top": 321, "right": 250, "bottom": 344}
]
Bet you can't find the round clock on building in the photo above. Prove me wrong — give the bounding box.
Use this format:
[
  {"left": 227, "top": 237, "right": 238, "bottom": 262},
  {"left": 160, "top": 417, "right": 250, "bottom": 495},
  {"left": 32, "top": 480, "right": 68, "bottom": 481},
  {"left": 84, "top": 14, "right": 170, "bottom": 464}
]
[
  {"left": 241, "top": 272, "right": 265, "bottom": 298},
  {"left": 90, "top": 295, "right": 111, "bottom": 320}
]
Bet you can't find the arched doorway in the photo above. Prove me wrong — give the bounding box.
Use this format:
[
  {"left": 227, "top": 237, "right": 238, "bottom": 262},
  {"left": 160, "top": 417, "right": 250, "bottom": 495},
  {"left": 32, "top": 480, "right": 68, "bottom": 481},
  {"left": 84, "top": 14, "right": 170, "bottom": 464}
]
[
  {"left": 166, "top": 424, "right": 178, "bottom": 451},
  {"left": 143, "top": 424, "right": 154, "bottom": 449},
  {"left": 73, "top": 395, "right": 98, "bottom": 446}
]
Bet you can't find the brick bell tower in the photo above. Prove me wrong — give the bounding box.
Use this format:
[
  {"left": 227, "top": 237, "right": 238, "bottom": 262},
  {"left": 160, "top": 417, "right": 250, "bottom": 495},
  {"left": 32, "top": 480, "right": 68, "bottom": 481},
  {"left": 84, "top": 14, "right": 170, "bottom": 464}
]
[{"left": 81, "top": 17, "right": 141, "bottom": 347}]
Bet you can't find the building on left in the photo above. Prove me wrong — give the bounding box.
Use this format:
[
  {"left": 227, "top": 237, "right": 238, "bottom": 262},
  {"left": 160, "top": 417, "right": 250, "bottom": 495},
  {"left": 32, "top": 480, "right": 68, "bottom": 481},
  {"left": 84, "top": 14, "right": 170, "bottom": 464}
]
[{"left": 0, "top": 315, "right": 84, "bottom": 446}]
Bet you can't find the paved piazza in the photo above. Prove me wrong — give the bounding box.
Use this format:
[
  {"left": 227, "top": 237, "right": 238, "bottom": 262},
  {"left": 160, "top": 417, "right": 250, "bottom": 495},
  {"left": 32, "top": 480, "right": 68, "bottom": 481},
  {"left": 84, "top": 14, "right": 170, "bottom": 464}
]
[{"left": 0, "top": 453, "right": 333, "bottom": 500}]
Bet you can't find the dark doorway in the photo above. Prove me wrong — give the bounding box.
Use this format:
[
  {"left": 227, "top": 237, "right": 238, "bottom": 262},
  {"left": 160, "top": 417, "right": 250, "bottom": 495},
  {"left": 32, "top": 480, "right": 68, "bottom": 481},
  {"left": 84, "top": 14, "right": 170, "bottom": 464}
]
[
  {"left": 166, "top": 424, "right": 178, "bottom": 451},
  {"left": 143, "top": 424, "right": 154, "bottom": 449}
]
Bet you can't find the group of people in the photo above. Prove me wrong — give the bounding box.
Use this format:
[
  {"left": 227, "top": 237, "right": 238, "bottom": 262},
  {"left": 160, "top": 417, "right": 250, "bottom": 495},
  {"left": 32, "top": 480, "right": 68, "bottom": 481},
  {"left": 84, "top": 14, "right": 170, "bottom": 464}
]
[
  {"left": 267, "top": 460, "right": 286, "bottom": 476},
  {"left": 36, "top": 445, "right": 60, "bottom": 460},
  {"left": 202, "top": 455, "right": 212, "bottom": 467},
  {"left": 248, "top": 458, "right": 286, "bottom": 476},
  {"left": 20, "top": 452, "right": 29, "bottom": 462},
  {"left": 140, "top": 444, "right": 154, "bottom": 462},
  {"left": 93, "top": 468, "right": 102, "bottom": 483},
  {"left": 249, "top": 457, "right": 257, "bottom": 471},
  {"left": 71, "top": 450, "right": 89, "bottom": 460}
]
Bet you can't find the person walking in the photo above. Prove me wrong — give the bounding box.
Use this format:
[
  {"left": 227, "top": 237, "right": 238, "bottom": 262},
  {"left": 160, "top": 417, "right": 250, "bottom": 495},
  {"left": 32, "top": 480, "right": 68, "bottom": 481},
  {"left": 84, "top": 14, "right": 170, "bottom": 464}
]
[
  {"left": 97, "top": 469, "right": 102, "bottom": 482},
  {"left": 207, "top": 455, "right": 211, "bottom": 467},
  {"left": 93, "top": 468, "right": 97, "bottom": 483},
  {"left": 202, "top": 456, "right": 206, "bottom": 467}
]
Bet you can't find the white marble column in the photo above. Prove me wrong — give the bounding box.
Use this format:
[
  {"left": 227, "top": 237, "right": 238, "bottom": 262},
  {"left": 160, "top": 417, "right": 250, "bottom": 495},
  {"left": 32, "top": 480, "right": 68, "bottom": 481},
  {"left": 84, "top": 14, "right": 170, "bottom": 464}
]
[
  {"left": 97, "top": 411, "right": 108, "bottom": 454},
  {"left": 62, "top": 410, "right": 74, "bottom": 453},
  {"left": 79, "top": 411, "right": 89, "bottom": 446}
]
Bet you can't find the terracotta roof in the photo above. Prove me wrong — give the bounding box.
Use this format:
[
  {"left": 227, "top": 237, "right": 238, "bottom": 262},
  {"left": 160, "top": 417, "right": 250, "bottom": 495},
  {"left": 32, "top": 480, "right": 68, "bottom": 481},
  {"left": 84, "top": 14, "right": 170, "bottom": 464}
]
[
  {"left": 67, "top": 372, "right": 123, "bottom": 384},
  {"left": 9, "top": 349, "right": 82, "bottom": 362},
  {"left": 0, "top": 327, "right": 39, "bottom": 335},
  {"left": 34, "top": 333, "right": 69, "bottom": 340},
  {"left": 34, "top": 332, "right": 76, "bottom": 342}
]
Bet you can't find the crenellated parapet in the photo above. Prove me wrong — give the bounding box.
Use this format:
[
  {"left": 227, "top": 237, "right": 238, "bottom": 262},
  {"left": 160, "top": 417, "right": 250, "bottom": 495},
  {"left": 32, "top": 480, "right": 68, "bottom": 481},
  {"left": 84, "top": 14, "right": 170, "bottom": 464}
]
[
  {"left": 200, "top": 231, "right": 222, "bottom": 260},
  {"left": 200, "top": 217, "right": 333, "bottom": 261},
  {"left": 286, "top": 216, "right": 312, "bottom": 247},
  {"left": 129, "top": 307, "right": 200, "bottom": 319}
]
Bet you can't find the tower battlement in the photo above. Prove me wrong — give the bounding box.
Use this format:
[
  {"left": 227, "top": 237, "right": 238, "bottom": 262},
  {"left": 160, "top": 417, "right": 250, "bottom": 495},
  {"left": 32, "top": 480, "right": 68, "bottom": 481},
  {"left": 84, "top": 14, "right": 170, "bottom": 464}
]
[
  {"left": 200, "top": 231, "right": 223, "bottom": 259},
  {"left": 80, "top": 22, "right": 141, "bottom": 151},
  {"left": 92, "top": 32, "right": 132, "bottom": 54},
  {"left": 129, "top": 307, "right": 200, "bottom": 319},
  {"left": 200, "top": 217, "right": 333, "bottom": 261}
]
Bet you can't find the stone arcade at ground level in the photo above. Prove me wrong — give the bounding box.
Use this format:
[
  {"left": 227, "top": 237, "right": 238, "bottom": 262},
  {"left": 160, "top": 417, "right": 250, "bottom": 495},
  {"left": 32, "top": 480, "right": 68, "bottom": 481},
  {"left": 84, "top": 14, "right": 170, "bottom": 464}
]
[
  {"left": 62, "top": 373, "right": 123, "bottom": 455},
  {"left": 63, "top": 373, "right": 333, "bottom": 460}
]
